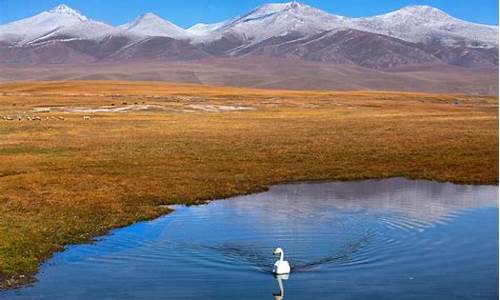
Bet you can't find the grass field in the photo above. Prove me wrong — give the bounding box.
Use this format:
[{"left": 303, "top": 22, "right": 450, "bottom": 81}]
[{"left": 0, "top": 81, "right": 497, "bottom": 288}]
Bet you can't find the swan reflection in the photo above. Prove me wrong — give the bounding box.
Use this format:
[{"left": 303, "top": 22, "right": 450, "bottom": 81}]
[{"left": 273, "top": 274, "right": 289, "bottom": 300}]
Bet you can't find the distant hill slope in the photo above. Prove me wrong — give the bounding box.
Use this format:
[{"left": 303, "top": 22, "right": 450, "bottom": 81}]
[
  {"left": 1, "top": 58, "right": 497, "bottom": 95},
  {"left": 0, "top": 2, "right": 497, "bottom": 94}
]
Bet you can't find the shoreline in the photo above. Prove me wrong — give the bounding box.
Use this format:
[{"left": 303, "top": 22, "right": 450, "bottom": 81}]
[
  {"left": 0, "top": 81, "right": 497, "bottom": 291},
  {"left": 1, "top": 175, "right": 497, "bottom": 290}
]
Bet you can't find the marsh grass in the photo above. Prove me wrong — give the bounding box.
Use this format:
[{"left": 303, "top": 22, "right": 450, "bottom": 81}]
[{"left": 0, "top": 81, "right": 497, "bottom": 288}]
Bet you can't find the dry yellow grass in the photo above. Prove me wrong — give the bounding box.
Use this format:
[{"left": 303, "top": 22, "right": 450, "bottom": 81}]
[{"left": 0, "top": 81, "right": 497, "bottom": 288}]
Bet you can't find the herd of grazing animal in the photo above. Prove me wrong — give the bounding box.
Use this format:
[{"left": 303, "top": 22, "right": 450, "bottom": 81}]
[
  {"left": 1, "top": 115, "right": 65, "bottom": 121},
  {"left": 1, "top": 115, "right": 93, "bottom": 121}
]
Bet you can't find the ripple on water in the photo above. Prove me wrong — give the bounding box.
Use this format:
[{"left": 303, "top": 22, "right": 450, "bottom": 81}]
[{"left": 2, "top": 178, "right": 498, "bottom": 300}]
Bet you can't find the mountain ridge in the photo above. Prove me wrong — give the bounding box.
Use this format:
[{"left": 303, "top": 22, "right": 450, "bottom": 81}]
[
  {"left": 0, "top": 2, "right": 497, "bottom": 93},
  {"left": 1, "top": 2, "right": 497, "bottom": 47},
  {"left": 118, "top": 13, "right": 192, "bottom": 40}
]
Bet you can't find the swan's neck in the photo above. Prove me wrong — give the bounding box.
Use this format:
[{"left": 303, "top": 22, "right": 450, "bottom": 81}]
[{"left": 279, "top": 251, "right": 284, "bottom": 262}]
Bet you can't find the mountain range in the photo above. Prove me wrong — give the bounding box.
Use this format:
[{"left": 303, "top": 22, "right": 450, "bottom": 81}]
[{"left": 0, "top": 2, "right": 498, "bottom": 93}]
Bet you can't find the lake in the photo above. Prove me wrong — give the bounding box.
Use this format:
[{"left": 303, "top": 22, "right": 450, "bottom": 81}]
[{"left": 2, "top": 178, "right": 498, "bottom": 300}]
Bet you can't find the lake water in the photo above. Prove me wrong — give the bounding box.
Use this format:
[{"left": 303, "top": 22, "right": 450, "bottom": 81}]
[{"left": 2, "top": 178, "right": 498, "bottom": 300}]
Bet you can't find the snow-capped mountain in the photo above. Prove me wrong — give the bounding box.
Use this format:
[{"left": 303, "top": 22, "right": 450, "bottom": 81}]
[
  {"left": 1, "top": 2, "right": 497, "bottom": 48},
  {"left": 351, "top": 5, "right": 499, "bottom": 48},
  {"left": 187, "top": 21, "right": 228, "bottom": 37},
  {"left": 0, "top": 4, "right": 86, "bottom": 44},
  {"left": 191, "top": 1, "right": 346, "bottom": 42},
  {"left": 0, "top": 2, "right": 497, "bottom": 93},
  {"left": 118, "top": 13, "right": 192, "bottom": 39},
  {"left": 0, "top": 4, "right": 135, "bottom": 46},
  {"left": 0, "top": 2, "right": 497, "bottom": 69},
  {"left": 188, "top": 2, "right": 498, "bottom": 48}
]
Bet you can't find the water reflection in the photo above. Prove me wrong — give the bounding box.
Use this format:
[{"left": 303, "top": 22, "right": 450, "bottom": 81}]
[
  {"left": 1, "top": 178, "right": 497, "bottom": 300},
  {"left": 222, "top": 178, "right": 498, "bottom": 230},
  {"left": 273, "top": 274, "right": 289, "bottom": 300}
]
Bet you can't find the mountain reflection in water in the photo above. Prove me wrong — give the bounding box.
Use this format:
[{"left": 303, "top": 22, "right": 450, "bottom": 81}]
[{"left": 2, "top": 178, "right": 497, "bottom": 300}]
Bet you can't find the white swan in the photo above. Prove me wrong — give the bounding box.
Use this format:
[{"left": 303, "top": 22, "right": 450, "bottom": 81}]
[{"left": 272, "top": 248, "right": 291, "bottom": 275}]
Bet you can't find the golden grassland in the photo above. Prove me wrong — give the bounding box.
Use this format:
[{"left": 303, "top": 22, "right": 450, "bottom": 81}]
[{"left": 0, "top": 81, "right": 498, "bottom": 288}]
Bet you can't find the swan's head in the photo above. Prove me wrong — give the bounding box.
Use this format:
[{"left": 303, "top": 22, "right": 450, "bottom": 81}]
[{"left": 273, "top": 247, "right": 284, "bottom": 255}]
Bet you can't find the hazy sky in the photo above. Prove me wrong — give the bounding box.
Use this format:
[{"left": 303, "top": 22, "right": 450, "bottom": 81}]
[{"left": 0, "top": 0, "right": 498, "bottom": 27}]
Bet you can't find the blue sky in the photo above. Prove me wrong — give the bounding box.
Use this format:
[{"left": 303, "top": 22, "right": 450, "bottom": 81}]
[{"left": 0, "top": 0, "right": 498, "bottom": 27}]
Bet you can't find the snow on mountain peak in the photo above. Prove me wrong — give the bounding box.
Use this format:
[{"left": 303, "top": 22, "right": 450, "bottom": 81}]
[
  {"left": 0, "top": 2, "right": 497, "bottom": 49},
  {"left": 138, "top": 13, "right": 163, "bottom": 21},
  {"left": 0, "top": 3, "right": 138, "bottom": 46},
  {"left": 383, "top": 5, "right": 453, "bottom": 21},
  {"left": 257, "top": 1, "right": 306, "bottom": 11},
  {"left": 0, "top": 3, "right": 93, "bottom": 44},
  {"left": 200, "top": 1, "right": 345, "bottom": 43},
  {"left": 245, "top": 1, "right": 317, "bottom": 18},
  {"left": 123, "top": 12, "right": 164, "bottom": 28},
  {"left": 288, "top": 1, "right": 303, "bottom": 8},
  {"left": 118, "top": 13, "right": 191, "bottom": 39},
  {"left": 399, "top": 5, "right": 443, "bottom": 13},
  {"left": 187, "top": 21, "right": 228, "bottom": 36},
  {"left": 352, "top": 5, "right": 498, "bottom": 47},
  {"left": 49, "top": 4, "right": 88, "bottom": 21}
]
